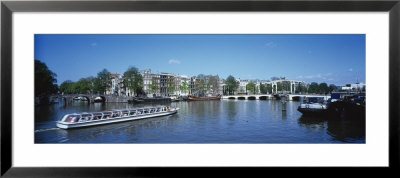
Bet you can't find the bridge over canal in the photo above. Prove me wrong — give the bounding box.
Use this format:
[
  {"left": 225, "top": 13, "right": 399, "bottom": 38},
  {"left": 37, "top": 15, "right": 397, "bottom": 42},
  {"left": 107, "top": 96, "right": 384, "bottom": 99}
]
[{"left": 222, "top": 94, "right": 331, "bottom": 101}]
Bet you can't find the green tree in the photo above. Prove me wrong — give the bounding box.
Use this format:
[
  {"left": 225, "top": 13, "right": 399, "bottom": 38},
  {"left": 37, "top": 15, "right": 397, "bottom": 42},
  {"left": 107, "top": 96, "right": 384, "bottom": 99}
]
[
  {"left": 329, "top": 84, "right": 337, "bottom": 93},
  {"left": 225, "top": 75, "right": 238, "bottom": 95},
  {"left": 76, "top": 77, "right": 95, "bottom": 94},
  {"left": 207, "top": 75, "right": 219, "bottom": 95},
  {"left": 308, "top": 82, "right": 319, "bottom": 94},
  {"left": 167, "top": 76, "right": 176, "bottom": 94},
  {"left": 281, "top": 81, "right": 291, "bottom": 92},
  {"left": 179, "top": 81, "right": 189, "bottom": 95},
  {"left": 277, "top": 82, "right": 283, "bottom": 92},
  {"left": 124, "top": 66, "right": 143, "bottom": 96},
  {"left": 35, "top": 59, "right": 58, "bottom": 97},
  {"left": 297, "top": 83, "right": 305, "bottom": 94},
  {"left": 246, "top": 82, "right": 256, "bottom": 94},
  {"left": 266, "top": 84, "right": 272, "bottom": 94},
  {"left": 95, "top": 69, "right": 111, "bottom": 95},
  {"left": 319, "top": 83, "right": 329, "bottom": 94},
  {"left": 260, "top": 84, "right": 267, "bottom": 94},
  {"left": 194, "top": 77, "right": 206, "bottom": 96},
  {"left": 149, "top": 77, "right": 159, "bottom": 95},
  {"left": 59, "top": 80, "right": 73, "bottom": 94}
]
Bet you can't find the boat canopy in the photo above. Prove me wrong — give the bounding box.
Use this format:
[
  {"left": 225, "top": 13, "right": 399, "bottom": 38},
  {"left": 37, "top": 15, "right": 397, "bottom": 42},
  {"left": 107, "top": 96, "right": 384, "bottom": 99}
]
[
  {"left": 62, "top": 114, "right": 81, "bottom": 123},
  {"left": 61, "top": 106, "right": 169, "bottom": 123}
]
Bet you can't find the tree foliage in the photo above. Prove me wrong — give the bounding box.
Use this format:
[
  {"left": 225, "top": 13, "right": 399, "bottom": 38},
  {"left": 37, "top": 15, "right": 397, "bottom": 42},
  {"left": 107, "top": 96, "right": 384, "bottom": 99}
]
[
  {"left": 95, "top": 69, "right": 111, "bottom": 95},
  {"left": 59, "top": 77, "right": 97, "bottom": 94},
  {"left": 225, "top": 75, "right": 238, "bottom": 95},
  {"left": 277, "top": 82, "right": 282, "bottom": 92},
  {"left": 319, "top": 83, "right": 329, "bottom": 94},
  {"left": 207, "top": 75, "right": 219, "bottom": 95},
  {"left": 194, "top": 77, "right": 206, "bottom": 96},
  {"left": 329, "top": 84, "right": 337, "bottom": 93},
  {"left": 308, "top": 82, "right": 319, "bottom": 94},
  {"left": 297, "top": 83, "right": 306, "bottom": 93},
  {"left": 167, "top": 76, "right": 176, "bottom": 93},
  {"left": 260, "top": 84, "right": 267, "bottom": 94},
  {"left": 35, "top": 59, "right": 58, "bottom": 96},
  {"left": 149, "top": 77, "right": 160, "bottom": 94},
  {"left": 179, "top": 81, "right": 189, "bottom": 95},
  {"left": 124, "top": 66, "right": 143, "bottom": 96},
  {"left": 246, "top": 82, "right": 256, "bottom": 94}
]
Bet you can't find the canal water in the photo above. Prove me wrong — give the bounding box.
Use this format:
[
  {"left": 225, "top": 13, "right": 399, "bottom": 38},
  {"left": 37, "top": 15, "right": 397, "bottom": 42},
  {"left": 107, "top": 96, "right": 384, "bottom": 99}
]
[{"left": 34, "top": 99, "right": 365, "bottom": 143}]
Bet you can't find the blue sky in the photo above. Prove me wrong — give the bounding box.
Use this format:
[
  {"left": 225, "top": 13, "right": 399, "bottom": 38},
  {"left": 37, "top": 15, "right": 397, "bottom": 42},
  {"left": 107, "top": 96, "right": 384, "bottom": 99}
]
[{"left": 35, "top": 34, "right": 365, "bottom": 86}]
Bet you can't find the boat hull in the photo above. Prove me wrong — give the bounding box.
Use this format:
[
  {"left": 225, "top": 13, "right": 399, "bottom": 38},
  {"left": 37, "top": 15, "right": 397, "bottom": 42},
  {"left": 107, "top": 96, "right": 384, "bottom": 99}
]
[
  {"left": 297, "top": 107, "right": 329, "bottom": 117},
  {"left": 56, "top": 109, "right": 178, "bottom": 129}
]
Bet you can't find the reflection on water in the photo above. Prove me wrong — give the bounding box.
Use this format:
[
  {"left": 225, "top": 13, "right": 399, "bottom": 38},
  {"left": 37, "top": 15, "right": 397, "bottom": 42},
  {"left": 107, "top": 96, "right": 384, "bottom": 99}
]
[
  {"left": 35, "top": 99, "right": 365, "bottom": 143},
  {"left": 298, "top": 116, "right": 365, "bottom": 143}
]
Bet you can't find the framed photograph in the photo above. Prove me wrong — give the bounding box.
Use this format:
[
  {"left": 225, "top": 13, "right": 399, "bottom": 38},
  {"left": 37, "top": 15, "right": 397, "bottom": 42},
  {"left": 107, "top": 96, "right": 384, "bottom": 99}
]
[{"left": 1, "top": 0, "right": 399, "bottom": 176}]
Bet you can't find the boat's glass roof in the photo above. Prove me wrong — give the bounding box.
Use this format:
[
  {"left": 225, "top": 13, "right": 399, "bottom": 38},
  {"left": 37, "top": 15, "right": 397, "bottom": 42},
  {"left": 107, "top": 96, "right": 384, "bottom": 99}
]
[{"left": 67, "top": 106, "right": 167, "bottom": 116}]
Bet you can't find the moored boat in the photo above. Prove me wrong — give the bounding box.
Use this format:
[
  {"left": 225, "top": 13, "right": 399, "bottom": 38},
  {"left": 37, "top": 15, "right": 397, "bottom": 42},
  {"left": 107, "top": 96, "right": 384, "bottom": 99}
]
[
  {"left": 297, "top": 103, "right": 328, "bottom": 116},
  {"left": 297, "top": 97, "right": 328, "bottom": 116},
  {"left": 188, "top": 95, "right": 221, "bottom": 101},
  {"left": 56, "top": 106, "right": 179, "bottom": 129}
]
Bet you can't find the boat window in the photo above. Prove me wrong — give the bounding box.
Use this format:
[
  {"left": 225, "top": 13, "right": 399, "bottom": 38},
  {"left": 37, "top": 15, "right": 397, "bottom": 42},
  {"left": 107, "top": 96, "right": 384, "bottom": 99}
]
[
  {"left": 92, "top": 113, "right": 102, "bottom": 120},
  {"left": 63, "top": 115, "right": 79, "bottom": 122},
  {"left": 137, "top": 109, "right": 143, "bottom": 114},
  {"left": 81, "top": 114, "right": 92, "bottom": 122},
  {"left": 102, "top": 112, "right": 112, "bottom": 119},
  {"left": 129, "top": 110, "right": 136, "bottom": 116},
  {"left": 121, "top": 110, "right": 129, "bottom": 117},
  {"left": 71, "top": 115, "right": 81, "bottom": 123},
  {"left": 112, "top": 111, "right": 121, "bottom": 118}
]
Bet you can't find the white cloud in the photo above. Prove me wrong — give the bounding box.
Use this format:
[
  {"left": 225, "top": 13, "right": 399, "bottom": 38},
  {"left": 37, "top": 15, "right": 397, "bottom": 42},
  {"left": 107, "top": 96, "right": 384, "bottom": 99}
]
[
  {"left": 301, "top": 73, "right": 333, "bottom": 80},
  {"left": 264, "top": 42, "right": 277, "bottom": 47},
  {"left": 168, "top": 59, "right": 181, "bottom": 64}
]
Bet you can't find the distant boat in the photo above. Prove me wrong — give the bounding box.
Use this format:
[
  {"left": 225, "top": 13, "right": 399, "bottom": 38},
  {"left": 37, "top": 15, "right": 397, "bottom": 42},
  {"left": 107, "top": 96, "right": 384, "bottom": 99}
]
[
  {"left": 94, "top": 96, "right": 104, "bottom": 102},
  {"left": 297, "top": 97, "right": 328, "bottom": 116},
  {"left": 128, "top": 98, "right": 145, "bottom": 104},
  {"left": 188, "top": 95, "right": 221, "bottom": 101},
  {"left": 169, "top": 95, "right": 181, "bottom": 102},
  {"left": 56, "top": 106, "right": 179, "bottom": 129}
]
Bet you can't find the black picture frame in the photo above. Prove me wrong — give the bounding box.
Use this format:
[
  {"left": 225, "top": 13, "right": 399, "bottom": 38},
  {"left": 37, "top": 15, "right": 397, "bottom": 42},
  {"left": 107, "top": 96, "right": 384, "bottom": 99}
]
[{"left": 1, "top": 0, "right": 399, "bottom": 177}]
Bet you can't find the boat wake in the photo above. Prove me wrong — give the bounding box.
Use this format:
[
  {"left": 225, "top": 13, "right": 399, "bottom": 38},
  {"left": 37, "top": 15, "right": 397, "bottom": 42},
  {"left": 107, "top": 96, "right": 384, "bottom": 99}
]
[{"left": 34, "top": 128, "right": 60, "bottom": 133}]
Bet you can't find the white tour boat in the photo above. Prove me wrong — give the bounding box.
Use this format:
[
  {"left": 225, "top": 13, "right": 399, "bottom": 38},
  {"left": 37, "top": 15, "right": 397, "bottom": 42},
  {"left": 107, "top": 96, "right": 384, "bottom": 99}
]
[{"left": 56, "top": 106, "right": 179, "bottom": 129}]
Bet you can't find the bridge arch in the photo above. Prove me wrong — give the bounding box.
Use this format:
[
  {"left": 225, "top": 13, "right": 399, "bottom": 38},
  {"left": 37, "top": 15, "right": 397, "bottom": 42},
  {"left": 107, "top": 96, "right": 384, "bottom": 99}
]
[
  {"left": 292, "top": 96, "right": 301, "bottom": 101},
  {"left": 238, "top": 96, "right": 246, "bottom": 100},
  {"left": 247, "top": 96, "right": 256, "bottom": 100},
  {"left": 259, "top": 96, "right": 268, "bottom": 100},
  {"left": 72, "top": 95, "right": 91, "bottom": 102},
  {"left": 94, "top": 95, "right": 106, "bottom": 103}
]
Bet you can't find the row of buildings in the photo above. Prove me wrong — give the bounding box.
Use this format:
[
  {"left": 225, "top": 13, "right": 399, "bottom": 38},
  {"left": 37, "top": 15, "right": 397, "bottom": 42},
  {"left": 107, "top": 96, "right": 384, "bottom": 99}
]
[{"left": 106, "top": 69, "right": 365, "bottom": 97}]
